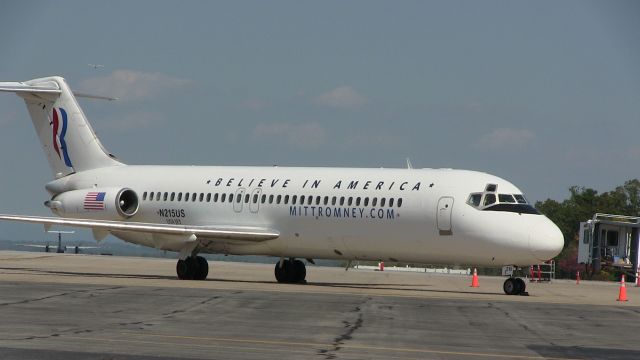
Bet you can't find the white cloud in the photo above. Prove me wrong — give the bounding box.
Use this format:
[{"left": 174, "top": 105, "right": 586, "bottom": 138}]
[
  {"left": 78, "top": 70, "right": 192, "bottom": 101},
  {"left": 252, "top": 122, "right": 326, "bottom": 147},
  {"left": 314, "top": 86, "right": 367, "bottom": 109},
  {"left": 477, "top": 128, "right": 535, "bottom": 150}
]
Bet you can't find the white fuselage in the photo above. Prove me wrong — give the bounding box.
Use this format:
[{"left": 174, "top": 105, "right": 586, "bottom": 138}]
[{"left": 45, "top": 165, "right": 563, "bottom": 267}]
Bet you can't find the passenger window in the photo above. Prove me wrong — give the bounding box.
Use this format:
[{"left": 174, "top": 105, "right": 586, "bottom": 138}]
[
  {"left": 398, "top": 198, "right": 403, "bottom": 208},
  {"left": 261, "top": 194, "right": 267, "bottom": 204},
  {"left": 170, "top": 192, "right": 176, "bottom": 201},
  {"left": 316, "top": 196, "right": 321, "bottom": 205},
  {"left": 372, "top": 198, "right": 377, "bottom": 206},
  {"left": 284, "top": 195, "right": 289, "bottom": 204},
  {"left": 143, "top": 192, "right": 148, "bottom": 201},
  {"left": 356, "top": 197, "right": 361, "bottom": 206},
  {"left": 228, "top": 194, "right": 234, "bottom": 203},
  {"left": 150, "top": 192, "right": 155, "bottom": 201},
  {"left": 332, "top": 197, "right": 337, "bottom": 205},
  {"left": 199, "top": 193, "right": 204, "bottom": 202},
  {"left": 381, "top": 198, "right": 386, "bottom": 207},
  {"left": 221, "top": 193, "right": 226, "bottom": 202},
  {"left": 164, "top": 192, "right": 168, "bottom": 201},
  {"left": 324, "top": 196, "right": 329, "bottom": 205},
  {"left": 300, "top": 195, "right": 305, "bottom": 204},
  {"left": 389, "top": 198, "right": 394, "bottom": 207},
  {"left": 236, "top": 194, "right": 242, "bottom": 203},
  {"left": 483, "top": 194, "right": 496, "bottom": 206},
  {"left": 253, "top": 194, "right": 258, "bottom": 203},
  {"left": 269, "top": 195, "right": 274, "bottom": 204},
  {"left": 308, "top": 196, "right": 313, "bottom": 205},
  {"left": 245, "top": 194, "right": 250, "bottom": 203},
  {"left": 348, "top": 197, "right": 353, "bottom": 206},
  {"left": 277, "top": 195, "right": 282, "bottom": 204},
  {"left": 214, "top": 193, "right": 219, "bottom": 202},
  {"left": 364, "top": 197, "right": 369, "bottom": 206},
  {"left": 185, "top": 193, "right": 189, "bottom": 202},
  {"left": 192, "top": 193, "right": 197, "bottom": 202},
  {"left": 177, "top": 193, "right": 183, "bottom": 201},
  {"left": 340, "top": 197, "right": 345, "bottom": 206},
  {"left": 206, "top": 193, "right": 211, "bottom": 202},
  {"left": 292, "top": 195, "right": 297, "bottom": 204}
]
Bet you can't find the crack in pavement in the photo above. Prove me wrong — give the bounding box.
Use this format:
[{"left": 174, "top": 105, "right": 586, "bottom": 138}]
[
  {"left": 0, "top": 286, "right": 123, "bottom": 306},
  {"left": 318, "top": 297, "right": 371, "bottom": 359}
]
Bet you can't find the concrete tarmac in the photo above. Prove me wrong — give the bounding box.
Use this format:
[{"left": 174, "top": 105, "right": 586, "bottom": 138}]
[{"left": 0, "top": 251, "right": 639, "bottom": 359}]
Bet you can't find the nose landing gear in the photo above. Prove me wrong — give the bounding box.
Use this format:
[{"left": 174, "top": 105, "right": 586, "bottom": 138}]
[{"left": 503, "top": 277, "right": 527, "bottom": 296}]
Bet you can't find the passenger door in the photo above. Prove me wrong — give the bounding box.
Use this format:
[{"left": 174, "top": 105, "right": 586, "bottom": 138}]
[{"left": 437, "top": 196, "right": 454, "bottom": 235}]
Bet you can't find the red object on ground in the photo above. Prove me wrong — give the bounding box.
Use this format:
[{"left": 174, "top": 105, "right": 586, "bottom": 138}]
[
  {"left": 537, "top": 265, "right": 542, "bottom": 282},
  {"left": 470, "top": 268, "right": 479, "bottom": 288},
  {"left": 576, "top": 270, "right": 580, "bottom": 285},
  {"left": 617, "top": 275, "right": 628, "bottom": 302},
  {"left": 378, "top": 261, "right": 384, "bottom": 271}
]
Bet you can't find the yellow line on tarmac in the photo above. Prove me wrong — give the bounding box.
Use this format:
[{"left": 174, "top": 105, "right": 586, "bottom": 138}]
[{"left": 121, "top": 331, "right": 582, "bottom": 360}]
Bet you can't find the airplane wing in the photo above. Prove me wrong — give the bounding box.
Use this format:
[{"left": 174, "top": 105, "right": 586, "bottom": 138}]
[{"left": 0, "top": 214, "right": 280, "bottom": 242}]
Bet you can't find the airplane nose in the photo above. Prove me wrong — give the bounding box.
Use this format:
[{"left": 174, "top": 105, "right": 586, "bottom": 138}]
[{"left": 529, "top": 217, "right": 564, "bottom": 262}]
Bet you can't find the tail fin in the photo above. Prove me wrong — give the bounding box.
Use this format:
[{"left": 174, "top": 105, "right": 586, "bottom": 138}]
[{"left": 0, "top": 76, "right": 123, "bottom": 178}]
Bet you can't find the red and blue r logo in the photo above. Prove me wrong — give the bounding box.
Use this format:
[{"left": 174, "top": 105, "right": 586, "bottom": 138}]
[{"left": 52, "top": 107, "right": 73, "bottom": 167}]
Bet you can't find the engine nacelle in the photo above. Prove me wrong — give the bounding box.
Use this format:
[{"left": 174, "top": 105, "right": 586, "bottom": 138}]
[{"left": 47, "top": 187, "right": 139, "bottom": 220}]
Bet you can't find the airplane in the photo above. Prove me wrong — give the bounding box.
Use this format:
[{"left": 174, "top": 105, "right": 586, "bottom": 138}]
[
  {"left": 18, "top": 230, "right": 98, "bottom": 253},
  {"left": 0, "top": 76, "right": 564, "bottom": 295}
]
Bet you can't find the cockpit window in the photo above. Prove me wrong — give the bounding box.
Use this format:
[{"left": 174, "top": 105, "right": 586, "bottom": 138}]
[
  {"left": 483, "top": 194, "right": 496, "bottom": 206},
  {"left": 469, "top": 193, "right": 482, "bottom": 207},
  {"left": 498, "top": 194, "right": 516, "bottom": 203},
  {"left": 514, "top": 194, "right": 527, "bottom": 204},
  {"left": 467, "top": 186, "right": 539, "bottom": 215}
]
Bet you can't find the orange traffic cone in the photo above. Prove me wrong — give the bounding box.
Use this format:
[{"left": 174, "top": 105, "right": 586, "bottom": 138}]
[
  {"left": 617, "top": 274, "right": 628, "bottom": 302},
  {"left": 470, "top": 268, "right": 479, "bottom": 288},
  {"left": 576, "top": 270, "right": 580, "bottom": 285}
]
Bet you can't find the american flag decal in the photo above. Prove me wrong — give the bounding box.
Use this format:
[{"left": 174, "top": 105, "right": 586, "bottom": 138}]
[{"left": 84, "top": 192, "right": 106, "bottom": 210}]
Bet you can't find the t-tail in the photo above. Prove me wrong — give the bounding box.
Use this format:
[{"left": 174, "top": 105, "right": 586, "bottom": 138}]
[{"left": 0, "top": 76, "right": 123, "bottom": 178}]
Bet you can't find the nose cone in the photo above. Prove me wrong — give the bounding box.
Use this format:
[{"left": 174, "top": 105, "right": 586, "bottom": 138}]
[{"left": 529, "top": 217, "right": 564, "bottom": 262}]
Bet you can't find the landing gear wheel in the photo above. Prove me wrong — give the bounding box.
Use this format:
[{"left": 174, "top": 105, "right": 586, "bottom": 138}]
[
  {"left": 503, "top": 278, "right": 526, "bottom": 295},
  {"left": 515, "top": 278, "right": 526, "bottom": 295},
  {"left": 292, "top": 259, "right": 306, "bottom": 283},
  {"left": 275, "top": 260, "right": 292, "bottom": 283},
  {"left": 194, "top": 256, "right": 209, "bottom": 280},
  {"left": 176, "top": 258, "right": 194, "bottom": 280},
  {"left": 274, "top": 259, "right": 307, "bottom": 283}
]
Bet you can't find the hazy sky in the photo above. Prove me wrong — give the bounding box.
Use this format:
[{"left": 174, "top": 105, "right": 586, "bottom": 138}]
[{"left": 0, "top": 1, "right": 639, "bottom": 243}]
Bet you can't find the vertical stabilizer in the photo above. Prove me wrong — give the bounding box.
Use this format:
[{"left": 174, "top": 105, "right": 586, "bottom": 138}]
[{"left": 0, "top": 76, "right": 123, "bottom": 178}]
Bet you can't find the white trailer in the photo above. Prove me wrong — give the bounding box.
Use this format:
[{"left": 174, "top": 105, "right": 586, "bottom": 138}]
[{"left": 578, "top": 213, "right": 640, "bottom": 281}]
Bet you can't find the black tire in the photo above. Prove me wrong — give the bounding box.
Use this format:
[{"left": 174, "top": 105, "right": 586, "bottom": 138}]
[
  {"left": 274, "top": 260, "right": 292, "bottom": 283},
  {"left": 515, "top": 278, "right": 526, "bottom": 295},
  {"left": 176, "top": 259, "right": 194, "bottom": 280},
  {"left": 503, "top": 278, "right": 518, "bottom": 295},
  {"left": 194, "top": 256, "right": 209, "bottom": 280},
  {"left": 292, "top": 259, "right": 306, "bottom": 283}
]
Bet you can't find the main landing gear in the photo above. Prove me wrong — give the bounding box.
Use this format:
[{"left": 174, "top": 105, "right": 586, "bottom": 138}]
[
  {"left": 274, "top": 258, "right": 307, "bottom": 283},
  {"left": 503, "top": 277, "right": 527, "bottom": 296},
  {"left": 176, "top": 256, "right": 209, "bottom": 280}
]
